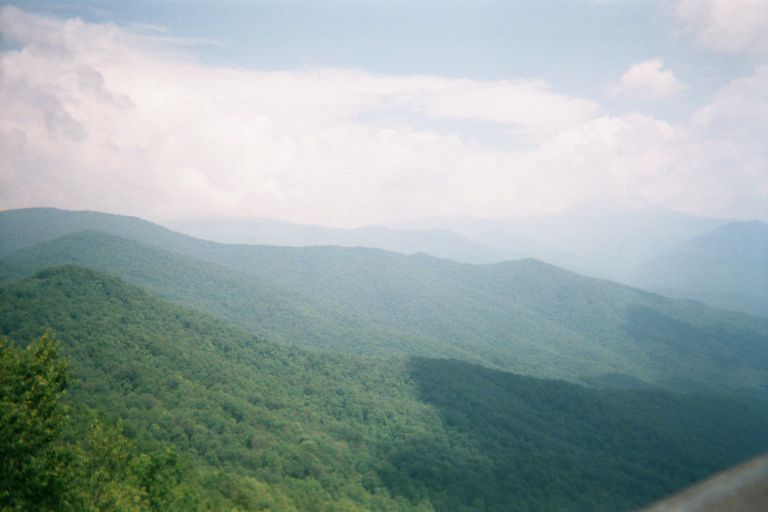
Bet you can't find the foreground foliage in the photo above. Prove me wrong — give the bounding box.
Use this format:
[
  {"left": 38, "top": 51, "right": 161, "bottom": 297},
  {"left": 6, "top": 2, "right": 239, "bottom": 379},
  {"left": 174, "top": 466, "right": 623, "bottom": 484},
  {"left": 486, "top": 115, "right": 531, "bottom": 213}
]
[
  {"left": 1, "top": 335, "right": 73, "bottom": 510},
  {"left": 0, "top": 335, "right": 202, "bottom": 511}
]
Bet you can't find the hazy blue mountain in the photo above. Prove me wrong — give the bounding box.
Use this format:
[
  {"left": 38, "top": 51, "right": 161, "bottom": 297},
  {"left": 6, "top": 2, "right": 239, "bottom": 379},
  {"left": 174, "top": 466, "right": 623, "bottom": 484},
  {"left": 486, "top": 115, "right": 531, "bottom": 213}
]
[
  {"left": 633, "top": 221, "right": 768, "bottom": 317},
  {"left": 393, "top": 208, "right": 729, "bottom": 281},
  {"left": 167, "top": 217, "right": 518, "bottom": 264},
  {"left": 3, "top": 265, "right": 768, "bottom": 511},
  {"left": 2, "top": 208, "right": 768, "bottom": 393},
  {"left": 0, "top": 207, "right": 730, "bottom": 281}
]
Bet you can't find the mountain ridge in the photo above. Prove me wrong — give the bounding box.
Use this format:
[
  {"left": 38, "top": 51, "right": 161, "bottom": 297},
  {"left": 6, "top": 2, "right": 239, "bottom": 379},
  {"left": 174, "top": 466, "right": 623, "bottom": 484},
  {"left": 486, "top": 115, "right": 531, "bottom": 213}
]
[
  {"left": 3, "top": 208, "right": 767, "bottom": 394},
  {"left": 634, "top": 220, "right": 768, "bottom": 317}
]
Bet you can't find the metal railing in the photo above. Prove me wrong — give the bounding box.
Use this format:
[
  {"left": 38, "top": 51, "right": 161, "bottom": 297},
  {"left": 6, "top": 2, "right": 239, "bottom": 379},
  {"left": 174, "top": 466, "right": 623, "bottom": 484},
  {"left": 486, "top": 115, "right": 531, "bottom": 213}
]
[{"left": 640, "top": 452, "right": 768, "bottom": 512}]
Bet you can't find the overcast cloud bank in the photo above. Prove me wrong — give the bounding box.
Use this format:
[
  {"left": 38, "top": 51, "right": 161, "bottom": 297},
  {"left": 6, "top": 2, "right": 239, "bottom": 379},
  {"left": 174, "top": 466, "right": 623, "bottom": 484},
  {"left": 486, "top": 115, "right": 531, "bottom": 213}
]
[{"left": 1, "top": 4, "right": 767, "bottom": 225}]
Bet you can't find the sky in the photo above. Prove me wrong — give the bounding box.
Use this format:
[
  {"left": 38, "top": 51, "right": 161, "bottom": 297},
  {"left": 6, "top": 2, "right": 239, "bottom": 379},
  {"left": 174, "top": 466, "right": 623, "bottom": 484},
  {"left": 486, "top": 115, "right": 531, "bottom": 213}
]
[{"left": 1, "top": 0, "right": 767, "bottom": 227}]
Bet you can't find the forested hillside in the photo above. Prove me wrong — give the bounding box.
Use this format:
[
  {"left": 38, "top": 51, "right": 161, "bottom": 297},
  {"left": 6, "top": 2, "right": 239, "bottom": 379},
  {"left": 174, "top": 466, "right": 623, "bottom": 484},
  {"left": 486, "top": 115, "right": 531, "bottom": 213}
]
[
  {"left": 2, "top": 266, "right": 768, "bottom": 511},
  {"left": 0, "top": 231, "right": 456, "bottom": 360},
  {"left": 2, "top": 208, "right": 768, "bottom": 393}
]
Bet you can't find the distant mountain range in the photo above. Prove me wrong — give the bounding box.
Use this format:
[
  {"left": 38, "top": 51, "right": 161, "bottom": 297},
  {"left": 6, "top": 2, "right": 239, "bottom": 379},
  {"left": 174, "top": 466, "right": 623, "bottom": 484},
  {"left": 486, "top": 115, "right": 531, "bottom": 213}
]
[
  {"left": 2, "top": 207, "right": 767, "bottom": 392},
  {"left": 634, "top": 221, "right": 768, "bottom": 318},
  {"left": 168, "top": 217, "right": 519, "bottom": 264},
  {"left": 167, "top": 208, "right": 731, "bottom": 280},
  {"left": 392, "top": 208, "right": 729, "bottom": 280},
  {"left": 165, "top": 208, "right": 766, "bottom": 317}
]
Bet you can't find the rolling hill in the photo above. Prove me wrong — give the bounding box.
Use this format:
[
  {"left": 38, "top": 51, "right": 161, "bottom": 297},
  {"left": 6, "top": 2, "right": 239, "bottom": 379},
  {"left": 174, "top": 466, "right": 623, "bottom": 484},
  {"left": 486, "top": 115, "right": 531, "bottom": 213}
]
[
  {"left": 0, "top": 230, "right": 463, "bottom": 360},
  {"left": 2, "top": 208, "right": 768, "bottom": 393},
  {"left": 2, "top": 265, "right": 767, "bottom": 511}
]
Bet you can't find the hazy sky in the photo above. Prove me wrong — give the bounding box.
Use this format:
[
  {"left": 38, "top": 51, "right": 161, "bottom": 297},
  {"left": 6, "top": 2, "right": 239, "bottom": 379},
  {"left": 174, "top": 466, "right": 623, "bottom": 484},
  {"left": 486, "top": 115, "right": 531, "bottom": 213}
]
[{"left": 1, "top": 1, "right": 767, "bottom": 226}]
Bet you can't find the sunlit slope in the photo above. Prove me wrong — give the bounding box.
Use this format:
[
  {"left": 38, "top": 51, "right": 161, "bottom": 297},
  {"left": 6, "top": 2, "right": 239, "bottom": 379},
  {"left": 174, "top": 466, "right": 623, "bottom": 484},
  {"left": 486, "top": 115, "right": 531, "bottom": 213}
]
[
  {"left": 0, "top": 231, "right": 473, "bottom": 360},
  {"left": 2, "top": 265, "right": 767, "bottom": 511},
  {"left": 2, "top": 207, "right": 768, "bottom": 392},
  {"left": 0, "top": 231, "right": 605, "bottom": 378}
]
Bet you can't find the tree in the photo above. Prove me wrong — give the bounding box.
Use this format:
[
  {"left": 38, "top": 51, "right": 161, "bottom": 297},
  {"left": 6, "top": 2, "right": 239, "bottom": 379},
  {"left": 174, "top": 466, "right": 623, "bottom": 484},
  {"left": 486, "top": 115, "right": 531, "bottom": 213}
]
[
  {"left": 77, "top": 419, "right": 144, "bottom": 512},
  {"left": 0, "top": 333, "right": 76, "bottom": 511},
  {"left": 1, "top": 333, "right": 204, "bottom": 512}
]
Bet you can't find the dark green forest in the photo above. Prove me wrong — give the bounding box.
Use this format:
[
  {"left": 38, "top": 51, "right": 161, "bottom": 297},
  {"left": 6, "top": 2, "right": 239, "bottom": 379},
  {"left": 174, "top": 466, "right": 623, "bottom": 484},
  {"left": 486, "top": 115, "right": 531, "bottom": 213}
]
[{"left": 2, "top": 265, "right": 768, "bottom": 511}]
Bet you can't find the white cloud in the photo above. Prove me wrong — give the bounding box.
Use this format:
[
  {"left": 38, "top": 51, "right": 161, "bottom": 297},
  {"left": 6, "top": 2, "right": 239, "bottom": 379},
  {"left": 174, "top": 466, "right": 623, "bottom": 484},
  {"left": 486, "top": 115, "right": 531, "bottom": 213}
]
[
  {"left": 1, "top": 6, "right": 766, "bottom": 225},
  {"left": 532, "top": 114, "right": 684, "bottom": 210},
  {"left": 404, "top": 77, "right": 598, "bottom": 138},
  {"left": 610, "top": 59, "right": 683, "bottom": 101},
  {"left": 686, "top": 65, "right": 768, "bottom": 218},
  {"left": 676, "top": 0, "right": 768, "bottom": 55},
  {"left": 691, "top": 64, "right": 768, "bottom": 132}
]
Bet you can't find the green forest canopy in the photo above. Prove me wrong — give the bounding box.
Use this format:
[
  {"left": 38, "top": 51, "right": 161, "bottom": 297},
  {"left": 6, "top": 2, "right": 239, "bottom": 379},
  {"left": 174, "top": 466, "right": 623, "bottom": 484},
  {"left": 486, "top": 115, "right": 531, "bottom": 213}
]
[{"left": 2, "top": 265, "right": 767, "bottom": 511}]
